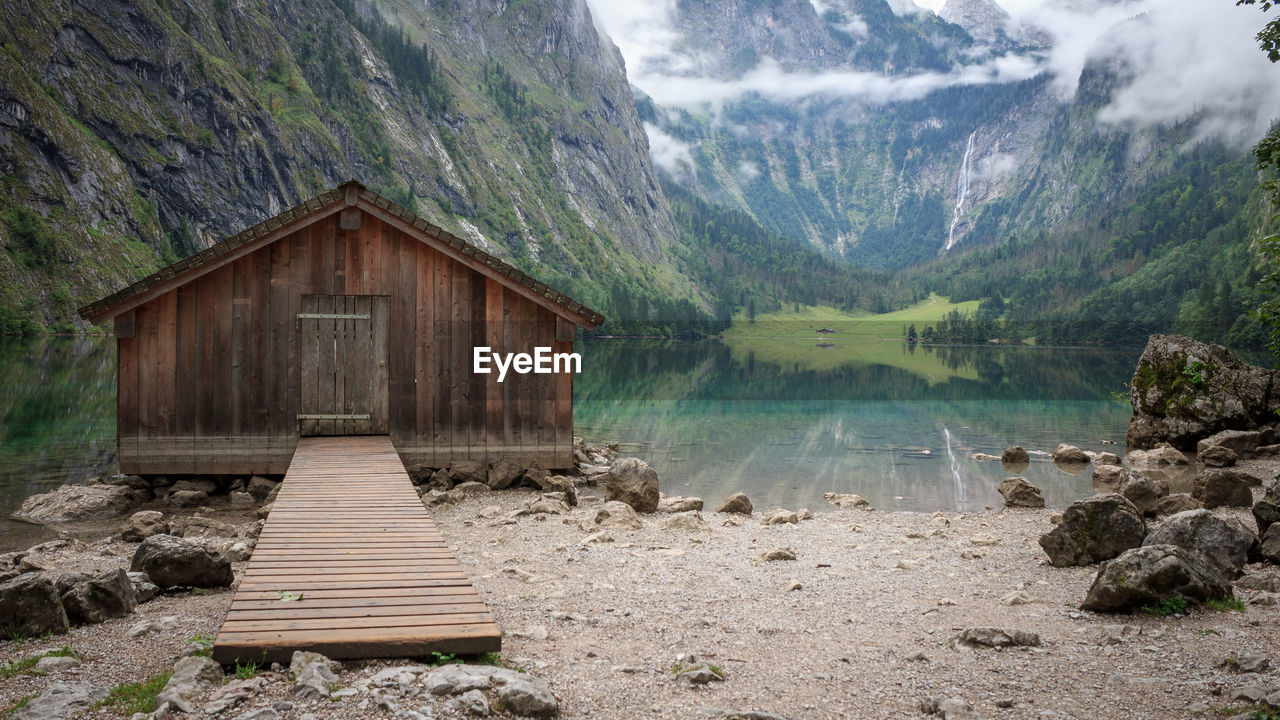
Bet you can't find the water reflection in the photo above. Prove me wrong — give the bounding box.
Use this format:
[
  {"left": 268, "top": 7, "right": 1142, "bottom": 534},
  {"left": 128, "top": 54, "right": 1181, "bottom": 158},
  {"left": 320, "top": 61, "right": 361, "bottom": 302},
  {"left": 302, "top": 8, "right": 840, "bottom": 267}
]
[
  {"left": 0, "top": 336, "right": 117, "bottom": 548},
  {"left": 0, "top": 335, "right": 1142, "bottom": 546},
  {"left": 575, "top": 338, "right": 1139, "bottom": 512}
]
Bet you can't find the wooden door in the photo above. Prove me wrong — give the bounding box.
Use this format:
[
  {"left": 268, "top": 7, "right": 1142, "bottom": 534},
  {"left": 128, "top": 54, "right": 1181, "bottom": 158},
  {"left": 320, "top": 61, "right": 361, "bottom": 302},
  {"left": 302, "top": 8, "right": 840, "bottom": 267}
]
[{"left": 297, "top": 295, "right": 389, "bottom": 436}]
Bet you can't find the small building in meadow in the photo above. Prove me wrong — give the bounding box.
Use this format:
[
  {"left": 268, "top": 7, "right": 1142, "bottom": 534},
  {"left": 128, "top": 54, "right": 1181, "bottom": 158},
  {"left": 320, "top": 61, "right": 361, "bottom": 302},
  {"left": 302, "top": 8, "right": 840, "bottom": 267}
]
[{"left": 78, "top": 181, "right": 603, "bottom": 475}]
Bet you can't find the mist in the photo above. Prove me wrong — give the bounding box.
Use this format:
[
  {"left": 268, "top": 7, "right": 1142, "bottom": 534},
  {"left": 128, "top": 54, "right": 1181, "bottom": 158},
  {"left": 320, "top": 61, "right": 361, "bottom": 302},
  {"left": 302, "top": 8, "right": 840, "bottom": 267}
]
[{"left": 588, "top": 0, "right": 1280, "bottom": 145}]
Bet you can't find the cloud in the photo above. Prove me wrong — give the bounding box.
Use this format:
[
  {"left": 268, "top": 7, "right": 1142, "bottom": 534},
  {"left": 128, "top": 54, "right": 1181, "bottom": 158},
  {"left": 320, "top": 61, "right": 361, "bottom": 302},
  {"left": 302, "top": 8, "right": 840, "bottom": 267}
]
[
  {"left": 587, "top": 0, "right": 1280, "bottom": 145},
  {"left": 644, "top": 122, "right": 696, "bottom": 177},
  {"left": 641, "top": 54, "right": 1043, "bottom": 107},
  {"left": 737, "top": 161, "right": 762, "bottom": 181},
  {"left": 1089, "top": 3, "right": 1280, "bottom": 142},
  {"left": 972, "top": 152, "right": 1018, "bottom": 183}
]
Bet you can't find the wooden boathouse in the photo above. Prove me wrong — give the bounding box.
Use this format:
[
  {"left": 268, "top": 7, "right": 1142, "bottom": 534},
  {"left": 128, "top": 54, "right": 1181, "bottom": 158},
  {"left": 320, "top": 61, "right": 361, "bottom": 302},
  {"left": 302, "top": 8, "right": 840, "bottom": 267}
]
[{"left": 78, "top": 181, "right": 604, "bottom": 475}]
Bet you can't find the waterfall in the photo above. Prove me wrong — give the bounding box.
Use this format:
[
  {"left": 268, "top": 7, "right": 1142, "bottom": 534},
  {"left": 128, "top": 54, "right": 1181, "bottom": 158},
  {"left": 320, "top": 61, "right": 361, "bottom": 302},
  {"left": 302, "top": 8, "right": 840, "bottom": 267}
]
[
  {"left": 943, "top": 427, "right": 968, "bottom": 510},
  {"left": 944, "top": 131, "right": 976, "bottom": 254}
]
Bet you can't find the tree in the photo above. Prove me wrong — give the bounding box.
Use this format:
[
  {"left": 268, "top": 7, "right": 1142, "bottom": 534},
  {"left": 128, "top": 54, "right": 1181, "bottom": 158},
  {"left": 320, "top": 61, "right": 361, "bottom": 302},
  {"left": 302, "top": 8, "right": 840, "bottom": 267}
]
[{"left": 1240, "top": 0, "right": 1280, "bottom": 359}]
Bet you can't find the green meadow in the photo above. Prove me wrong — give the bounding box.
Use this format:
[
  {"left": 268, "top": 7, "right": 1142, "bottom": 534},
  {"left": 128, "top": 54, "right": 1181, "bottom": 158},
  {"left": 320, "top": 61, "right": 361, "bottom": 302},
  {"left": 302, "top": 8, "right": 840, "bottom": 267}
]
[{"left": 720, "top": 294, "right": 983, "bottom": 381}]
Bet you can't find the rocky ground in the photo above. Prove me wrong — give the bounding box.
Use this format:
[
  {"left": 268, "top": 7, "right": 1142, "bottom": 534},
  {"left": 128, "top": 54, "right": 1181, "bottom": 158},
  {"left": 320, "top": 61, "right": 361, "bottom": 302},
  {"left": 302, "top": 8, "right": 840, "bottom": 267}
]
[{"left": 3, "top": 453, "right": 1280, "bottom": 720}]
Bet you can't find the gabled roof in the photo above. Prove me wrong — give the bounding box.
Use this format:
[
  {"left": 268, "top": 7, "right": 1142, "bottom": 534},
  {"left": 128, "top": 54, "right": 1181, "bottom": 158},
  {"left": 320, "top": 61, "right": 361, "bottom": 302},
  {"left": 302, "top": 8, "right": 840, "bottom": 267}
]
[{"left": 77, "top": 181, "right": 605, "bottom": 329}]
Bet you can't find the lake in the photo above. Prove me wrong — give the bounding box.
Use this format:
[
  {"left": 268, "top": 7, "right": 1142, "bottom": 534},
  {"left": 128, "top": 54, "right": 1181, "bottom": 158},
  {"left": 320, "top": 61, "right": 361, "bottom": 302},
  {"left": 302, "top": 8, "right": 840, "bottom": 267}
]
[{"left": 0, "top": 334, "right": 1139, "bottom": 549}]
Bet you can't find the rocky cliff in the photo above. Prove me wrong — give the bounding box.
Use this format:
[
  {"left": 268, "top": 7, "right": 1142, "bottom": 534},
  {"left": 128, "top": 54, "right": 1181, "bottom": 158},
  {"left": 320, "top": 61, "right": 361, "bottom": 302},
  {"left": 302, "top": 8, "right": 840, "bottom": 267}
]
[{"left": 0, "top": 0, "right": 682, "bottom": 331}]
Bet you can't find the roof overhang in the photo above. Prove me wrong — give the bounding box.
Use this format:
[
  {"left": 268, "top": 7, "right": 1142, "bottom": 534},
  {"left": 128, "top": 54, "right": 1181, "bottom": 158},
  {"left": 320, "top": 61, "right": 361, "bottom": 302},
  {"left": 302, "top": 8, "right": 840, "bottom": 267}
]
[{"left": 77, "top": 181, "right": 604, "bottom": 330}]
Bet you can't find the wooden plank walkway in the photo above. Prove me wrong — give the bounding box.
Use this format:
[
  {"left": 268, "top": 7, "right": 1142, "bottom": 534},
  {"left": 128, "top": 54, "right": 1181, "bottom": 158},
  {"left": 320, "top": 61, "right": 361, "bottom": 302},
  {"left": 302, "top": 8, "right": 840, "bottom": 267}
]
[{"left": 211, "top": 436, "right": 501, "bottom": 663}]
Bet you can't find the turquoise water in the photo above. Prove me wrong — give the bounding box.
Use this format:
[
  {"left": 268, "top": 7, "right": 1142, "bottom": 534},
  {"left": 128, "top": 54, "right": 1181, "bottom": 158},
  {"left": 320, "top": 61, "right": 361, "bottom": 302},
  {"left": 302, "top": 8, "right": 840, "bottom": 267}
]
[
  {"left": 573, "top": 339, "right": 1138, "bottom": 512},
  {"left": 0, "top": 336, "right": 1139, "bottom": 548}
]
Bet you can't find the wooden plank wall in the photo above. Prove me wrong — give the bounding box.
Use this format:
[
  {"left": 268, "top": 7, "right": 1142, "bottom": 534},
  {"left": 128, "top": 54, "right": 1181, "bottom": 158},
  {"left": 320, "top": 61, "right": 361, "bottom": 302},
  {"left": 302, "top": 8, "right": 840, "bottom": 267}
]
[{"left": 119, "top": 211, "right": 575, "bottom": 475}]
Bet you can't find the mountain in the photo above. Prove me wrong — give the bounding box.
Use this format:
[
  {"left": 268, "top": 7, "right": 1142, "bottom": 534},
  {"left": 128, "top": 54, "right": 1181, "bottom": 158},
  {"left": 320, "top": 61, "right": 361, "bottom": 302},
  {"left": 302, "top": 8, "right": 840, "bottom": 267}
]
[
  {"left": 632, "top": 0, "right": 1270, "bottom": 343},
  {"left": 0, "top": 0, "right": 1269, "bottom": 347},
  {"left": 0, "top": 0, "right": 708, "bottom": 332}
]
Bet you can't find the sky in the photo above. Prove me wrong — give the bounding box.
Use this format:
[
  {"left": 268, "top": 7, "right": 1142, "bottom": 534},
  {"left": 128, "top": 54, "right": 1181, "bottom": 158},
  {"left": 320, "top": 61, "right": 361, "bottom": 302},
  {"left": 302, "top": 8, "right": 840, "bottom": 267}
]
[{"left": 586, "top": 0, "right": 1280, "bottom": 151}]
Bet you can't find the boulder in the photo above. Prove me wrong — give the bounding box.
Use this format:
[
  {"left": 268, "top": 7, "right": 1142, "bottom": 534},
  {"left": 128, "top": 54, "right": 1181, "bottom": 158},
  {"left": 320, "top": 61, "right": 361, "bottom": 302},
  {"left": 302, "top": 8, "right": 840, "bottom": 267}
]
[
  {"left": 1197, "top": 429, "right": 1263, "bottom": 456},
  {"left": 521, "top": 462, "right": 549, "bottom": 489},
  {"left": 1092, "top": 465, "right": 1129, "bottom": 494},
  {"left": 424, "top": 664, "right": 494, "bottom": 695},
  {"left": 1126, "top": 443, "right": 1191, "bottom": 468},
  {"left": 10, "top": 682, "right": 108, "bottom": 720},
  {"left": 1118, "top": 474, "right": 1168, "bottom": 517},
  {"left": 494, "top": 672, "right": 559, "bottom": 717},
  {"left": 198, "top": 537, "right": 254, "bottom": 562},
  {"left": 246, "top": 476, "right": 278, "bottom": 500},
  {"left": 156, "top": 656, "right": 225, "bottom": 712},
  {"left": 595, "top": 501, "right": 642, "bottom": 530},
  {"left": 717, "top": 492, "right": 753, "bottom": 515},
  {"left": 130, "top": 534, "right": 233, "bottom": 589},
  {"left": 0, "top": 572, "right": 68, "bottom": 637},
  {"left": 448, "top": 460, "right": 487, "bottom": 485},
  {"left": 1199, "top": 444, "right": 1238, "bottom": 468},
  {"left": 59, "top": 568, "right": 137, "bottom": 625},
  {"left": 428, "top": 468, "right": 454, "bottom": 490},
  {"left": 1262, "top": 524, "right": 1280, "bottom": 564},
  {"left": 107, "top": 474, "right": 150, "bottom": 490},
  {"left": 1127, "top": 334, "right": 1280, "bottom": 450},
  {"left": 121, "top": 510, "right": 168, "bottom": 542},
  {"left": 524, "top": 494, "right": 571, "bottom": 515},
  {"left": 171, "top": 478, "right": 217, "bottom": 494},
  {"left": 535, "top": 475, "right": 578, "bottom": 506},
  {"left": 660, "top": 511, "right": 710, "bottom": 532},
  {"left": 603, "top": 457, "right": 660, "bottom": 513},
  {"left": 172, "top": 516, "right": 238, "bottom": 539},
  {"left": 953, "top": 628, "right": 1040, "bottom": 648},
  {"left": 1255, "top": 500, "right": 1280, "bottom": 535},
  {"left": 1142, "top": 509, "right": 1256, "bottom": 578},
  {"left": 487, "top": 459, "right": 523, "bottom": 490},
  {"left": 761, "top": 509, "right": 799, "bottom": 525},
  {"left": 291, "top": 651, "right": 340, "bottom": 701},
  {"left": 229, "top": 491, "right": 255, "bottom": 507},
  {"left": 452, "top": 481, "right": 491, "bottom": 497},
  {"left": 128, "top": 571, "right": 160, "bottom": 603},
  {"left": 1001, "top": 446, "right": 1030, "bottom": 465},
  {"left": 1052, "top": 443, "right": 1091, "bottom": 465},
  {"left": 997, "top": 477, "right": 1044, "bottom": 508},
  {"left": 12, "top": 484, "right": 140, "bottom": 523},
  {"left": 823, "top": 492, "right": 870, "bottom": 509},
  {"left": 1081, "top": 544, "right": 1233, "bottom": 612},
  {"left": 1091, "top": 451, "right": 1123, "bottom": 466},
  {"left": 657, "top": 495, "right": 704, "bottom": 513},
  {"left": 1156, "top": 493, "right": 1202, "bottom": 516},
  {"left": 756, "top": 547, "right": 796, "bottom": 562},
  {"left": 167, "top": 489, "right": 209, "bottom": 508},
  {"left": 1194, "top": 469, "right": 1255, "bottom": 509},
  {"left": 1038, "top": 494, "right": 1146, "bottom": 567}
]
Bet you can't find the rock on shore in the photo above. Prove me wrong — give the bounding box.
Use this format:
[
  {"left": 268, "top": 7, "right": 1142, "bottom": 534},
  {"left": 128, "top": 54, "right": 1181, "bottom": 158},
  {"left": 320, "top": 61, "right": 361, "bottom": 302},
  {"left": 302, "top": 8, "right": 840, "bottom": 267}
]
[{"left": 1127, "top": 334, "right": 1280, "bottom": 450}]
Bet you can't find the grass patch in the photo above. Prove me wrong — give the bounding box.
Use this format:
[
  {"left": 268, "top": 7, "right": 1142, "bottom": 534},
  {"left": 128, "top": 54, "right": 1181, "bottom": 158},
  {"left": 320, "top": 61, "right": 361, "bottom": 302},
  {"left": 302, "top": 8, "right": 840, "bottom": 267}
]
[
  {"left": 0, "top": 645, "right": 82, "bottom": 679},
  {"left": 720, "top": 296, "right": 987, "bottom": 382},
  {"left": 187, "top": 635, "right": 213, "bottom": 657},
  {"left": 2, "top": 695, "right": 33, "bottom": 719},
  {"left": 424, "top": 652, "right": 462, "bottom": 666},
  {"left": 95, "top": 672, "right": 171, "bottom": 716},
  {"left": 1139, "top": 597, "right": 1188, "bottom": 617},
  {"left": 0, "top": 656, "right": 38, "bottom": 679},
  {"left": 724, "top": 294, "right": 980, "bottom": 340},
  {"left": 1205, "top": 597, "right": 1246, "bottom": 612},
  {"left": 234, "top": 660, "right": 258, "bottom": 679}
]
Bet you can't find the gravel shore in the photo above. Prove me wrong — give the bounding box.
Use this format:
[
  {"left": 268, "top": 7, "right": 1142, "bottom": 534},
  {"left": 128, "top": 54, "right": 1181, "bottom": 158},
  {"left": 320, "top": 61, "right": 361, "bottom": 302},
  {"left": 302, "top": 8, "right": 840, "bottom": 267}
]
[{"left": 2, "top": 463, "right": 1279, "bottom": 720}]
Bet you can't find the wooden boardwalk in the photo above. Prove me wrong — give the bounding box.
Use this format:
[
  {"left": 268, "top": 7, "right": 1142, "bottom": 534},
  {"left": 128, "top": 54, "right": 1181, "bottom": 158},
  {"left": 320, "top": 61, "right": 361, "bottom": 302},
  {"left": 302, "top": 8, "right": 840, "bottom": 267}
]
[{"left": 211, "top": 436, "right": 501, "bottom": 664}]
